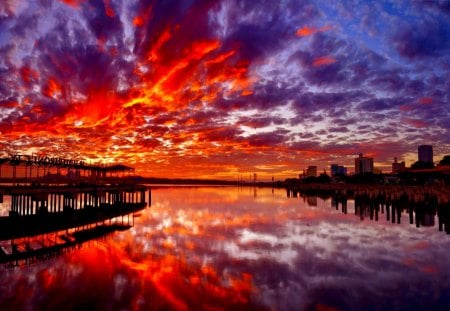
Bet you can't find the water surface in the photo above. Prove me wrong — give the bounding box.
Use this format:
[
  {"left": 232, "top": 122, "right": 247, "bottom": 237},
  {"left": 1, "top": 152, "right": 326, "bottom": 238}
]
[{"left": 1, "top": 186, "right": 449, "bottom": 310}]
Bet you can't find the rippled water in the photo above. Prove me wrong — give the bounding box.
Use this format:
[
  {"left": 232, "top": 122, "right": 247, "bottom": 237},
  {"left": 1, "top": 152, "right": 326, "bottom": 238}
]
[{"left": 1, "top": 186, "right": 449, "bottom": 310}]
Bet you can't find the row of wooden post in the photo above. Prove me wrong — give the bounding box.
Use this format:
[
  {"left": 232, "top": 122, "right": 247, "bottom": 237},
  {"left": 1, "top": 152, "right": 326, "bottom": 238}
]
[{"left": 9, "top": 189, "right": 148, "bottom": 216}]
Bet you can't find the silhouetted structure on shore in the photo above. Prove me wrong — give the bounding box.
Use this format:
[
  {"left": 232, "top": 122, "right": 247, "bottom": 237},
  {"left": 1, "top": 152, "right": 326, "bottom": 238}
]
[
  {"left": 0, "top": 155, "right": 151, "bottom": 268},
  {"left": 418, "top": 145, "right": 433, "bottom": 163},
  {"left": 355, "top": 153, "right": 374, "bottom": 175},
  {"left": 0, "top": 154, "right": 135, "bottom": 184}
]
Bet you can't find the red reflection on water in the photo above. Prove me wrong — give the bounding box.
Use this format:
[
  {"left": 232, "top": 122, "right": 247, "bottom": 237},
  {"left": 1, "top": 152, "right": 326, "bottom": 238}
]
[
  {"left": 2, "top": 187, "right": 449, "bottom": 311},
  {"left": 0, "top": 237, "right": 265, "bottom": 311}
]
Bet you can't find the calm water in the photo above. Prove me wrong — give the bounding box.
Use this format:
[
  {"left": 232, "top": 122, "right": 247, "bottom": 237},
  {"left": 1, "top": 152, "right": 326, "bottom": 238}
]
[{"left": 1, "top": 186, "right": 450, "bottom": 311}]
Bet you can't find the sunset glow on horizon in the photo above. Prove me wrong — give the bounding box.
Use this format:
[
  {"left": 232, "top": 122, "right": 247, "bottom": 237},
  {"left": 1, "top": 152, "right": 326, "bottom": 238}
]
[{"left": 0, "top": 0, "right": 449, "bottom": 180}]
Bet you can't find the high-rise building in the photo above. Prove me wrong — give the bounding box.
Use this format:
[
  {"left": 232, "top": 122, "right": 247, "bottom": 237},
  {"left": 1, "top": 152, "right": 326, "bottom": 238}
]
[
  {"left": 331, "top": 164, "right": 347, "bottom": 176},
  {"left": 354, "top": 153, "right": 374, "bottom": 174},
  {"left": 392, "top": 157, "right": 406, "bottom": 174},
  {"left": 418, "top": 145, "right": 433, "bottom": 163}
]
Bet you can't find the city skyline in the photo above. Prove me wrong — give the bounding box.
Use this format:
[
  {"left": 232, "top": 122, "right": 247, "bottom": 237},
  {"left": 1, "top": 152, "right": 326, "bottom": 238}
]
[{"left": 0, "top": 0, "right": 449, "bottom": 180}]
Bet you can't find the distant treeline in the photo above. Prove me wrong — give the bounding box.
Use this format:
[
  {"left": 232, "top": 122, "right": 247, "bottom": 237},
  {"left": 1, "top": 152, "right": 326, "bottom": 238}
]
[{"left": 132, "top": 176, "right": 238, "bottom": 185}]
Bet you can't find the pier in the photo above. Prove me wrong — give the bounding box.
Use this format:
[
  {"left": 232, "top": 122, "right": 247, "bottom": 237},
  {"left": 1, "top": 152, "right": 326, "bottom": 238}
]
[
  {"left": 0, "top": 184, "right": 150, "bottom": 239},
  {"left": 0, "top": 154, "right": 135, "bottom": 184},
  {"left": 2, "top": 184, "right": 148, "bottom": 216},
  {"left": 0, "top": 155, "right": 152, "bottom": 268},
  {"left": 0, "top": 183, "right": 150, "bottom": 268}
]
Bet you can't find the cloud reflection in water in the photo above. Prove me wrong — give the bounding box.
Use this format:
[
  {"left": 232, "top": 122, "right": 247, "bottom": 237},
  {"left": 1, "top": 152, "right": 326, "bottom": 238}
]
[{"left": 1, "top": 187, "right": 450, "bottom": 310}]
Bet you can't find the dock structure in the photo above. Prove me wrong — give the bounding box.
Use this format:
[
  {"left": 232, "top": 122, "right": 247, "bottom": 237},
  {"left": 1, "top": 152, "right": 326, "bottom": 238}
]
[
  {"left": 3, "top": 184, "right": 148, "bottom": 216},
  {"left": 0, "top": 184, "right": 150, "bottom": 240},
  {"left": 0, "top": 183, "right": 150, "bottom": 268},
  {"left": 0, "top": 155, "right": 151, "bottom": 268}
]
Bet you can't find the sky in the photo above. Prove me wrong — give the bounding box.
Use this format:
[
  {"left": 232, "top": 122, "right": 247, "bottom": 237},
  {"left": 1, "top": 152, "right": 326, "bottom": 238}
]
[{"left": 0, "top": 0, "right": 449, "bottom": 180}]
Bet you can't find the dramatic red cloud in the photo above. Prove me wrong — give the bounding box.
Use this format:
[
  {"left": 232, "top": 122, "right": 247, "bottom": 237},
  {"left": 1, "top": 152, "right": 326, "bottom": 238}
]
[
  {"left": 20, "top": 65, "right": 39, "bottom": 84},
  {"left": 103, "top": 0, "right": 115, "bottom": 17},
  {"left": 42, "top": 78, "right": 62, "bottom": 98},
  {"left": 59, "top": 0, "right": 86, "bottom": 7},
  {"left": 1, "top": 1, "right": 447, "bottom": 179},
  {"left": 0, "top": 19, "right": 257, "bottom": 178}
]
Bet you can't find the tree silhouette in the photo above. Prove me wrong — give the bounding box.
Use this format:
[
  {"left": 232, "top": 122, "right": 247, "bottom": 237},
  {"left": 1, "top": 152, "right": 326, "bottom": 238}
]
[
  {"left": 439, "top": 155, "right": 450, "bottom": 166},
  {"left": 411, "top": 161, "right": 434, "bottom": 169}
]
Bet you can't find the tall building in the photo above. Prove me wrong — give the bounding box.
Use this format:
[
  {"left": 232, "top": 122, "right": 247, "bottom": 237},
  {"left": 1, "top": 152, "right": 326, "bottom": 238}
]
[
  {"left": 331, "top": 164, "right": 347, "bottom": 176},
  {"left": 354, "top": 153, "right": 374, "bottom": 174},
  {"left": 392, "top": 157, "right": 406, "bottom": 174},
  {"left": 306, "top": 166, "right": 317, "bottom": 177},
  {"left": 418, "top": 145, "right": 433, "bottom": 163}
]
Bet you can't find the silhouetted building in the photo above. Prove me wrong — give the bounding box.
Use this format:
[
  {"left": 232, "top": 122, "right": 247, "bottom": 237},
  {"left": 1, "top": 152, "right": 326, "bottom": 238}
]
[
  {"left": 354, "top": 153, "right": 374, "bottom": 174},
  {"left": 392, "top": 157, "right": 406, "bottom": 174},
  {"left": 331, "top": 164, "right": 347, "bottom": 176},
  {"left": 306, "top": 166, "right": 317, "bottom": 177},
  {"left": 418, "top": 145, "right": 433, "bottom": 163}
]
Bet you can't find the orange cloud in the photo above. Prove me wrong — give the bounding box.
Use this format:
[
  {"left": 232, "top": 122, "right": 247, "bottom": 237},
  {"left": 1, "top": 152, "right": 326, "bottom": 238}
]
[
  {"left": 42, "top": 78, "right": 62, "bottom": 98},
  {"left": 313, "top": 56, "right": 336, "bottom": 66},
  {"left": 133, "top": 6, "right": 152, "bottom": 28},
  {"left": 296, "top": 25, "right": 332, "bottom": 37},
  {"left": 0, "top": 8, "right": 266, "bottom": 179},
  {"left": 133, "top": 16, "right": 144, "bottom": 27},
  {"left": 296, "top": 26, "right": 317, "bottom": 37}
]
